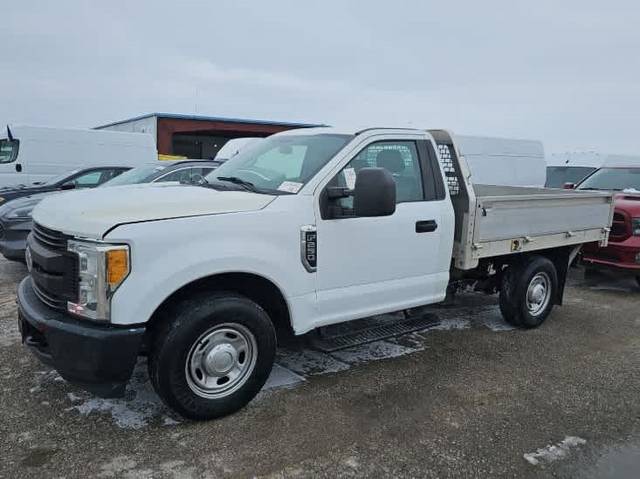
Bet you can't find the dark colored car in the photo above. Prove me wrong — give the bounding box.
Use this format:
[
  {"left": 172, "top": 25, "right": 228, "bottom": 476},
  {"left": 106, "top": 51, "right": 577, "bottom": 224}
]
[
  {"left": 577, "top": 166, "right": 640, "bottom": 286},
  {"left": 0, "top": 160, "right": 221, "bottom": 261},
  {"left": 0, "top": 166, "right": 129, "bottom": 206}
]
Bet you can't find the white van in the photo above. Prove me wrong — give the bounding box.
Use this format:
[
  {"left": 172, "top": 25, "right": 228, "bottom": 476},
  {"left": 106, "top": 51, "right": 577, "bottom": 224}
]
[
  {"left": 0, "top": 125, "right": 157, "bottom": 188},
  {"left": 454, "top": 135, "right": 546, "bottom": 187},
  {"left": 214, "top": 137, "right": 262, "bottom": 161}
]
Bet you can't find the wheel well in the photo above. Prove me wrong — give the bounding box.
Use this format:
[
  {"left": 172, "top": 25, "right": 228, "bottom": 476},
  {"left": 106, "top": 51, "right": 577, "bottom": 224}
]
[
  {"left": 146, "top": 273, "right": 293, "bottom": 346},
  {"left": 495, "top": 247, "right": 575, "bottom": 305},
  {"left": 456, "top": 247, "right": 576, "bottom": 305}
]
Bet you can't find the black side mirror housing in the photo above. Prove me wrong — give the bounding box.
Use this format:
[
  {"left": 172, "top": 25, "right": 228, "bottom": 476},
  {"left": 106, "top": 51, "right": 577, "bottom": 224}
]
[
  {"left": 60, "top": 183, "right": 76, "bottom": 190},
  {"left": 563, "top": 182, "right": 576, "bottom": 190},
  {"left": 353, "top": 167, "right": 396, "bottom": 217}
]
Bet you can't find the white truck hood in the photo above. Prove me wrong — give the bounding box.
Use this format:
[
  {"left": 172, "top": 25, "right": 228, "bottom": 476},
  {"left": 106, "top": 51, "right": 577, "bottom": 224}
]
[{"left": 32, "top": 183, "right": 276, "bottom": 238}]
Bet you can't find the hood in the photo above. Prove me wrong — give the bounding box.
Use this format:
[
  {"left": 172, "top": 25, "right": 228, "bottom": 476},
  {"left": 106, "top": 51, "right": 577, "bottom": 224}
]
[
  {"left": 0, "top": 184, "right": 54, "bottom": 204},
  {"left": 613, "top": 192, "right": 640, "bottom": 214},
  {"left": 32, "top": 183, "right": 276, "bottom": 238},
  {"left": 0, "top": 191, "right": 54, "bottom": 217}
]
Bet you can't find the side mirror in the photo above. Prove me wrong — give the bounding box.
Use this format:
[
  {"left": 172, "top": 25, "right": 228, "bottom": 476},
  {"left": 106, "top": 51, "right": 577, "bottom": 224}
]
[
  {"left": 60, "top": 182, "right": 76, "bottom": 190},
  {"left": 563, "top": 182, "right": 576, "bottom": 190},
  {"left": 353, "top": 167, "right": 396, "bottom": 217}
]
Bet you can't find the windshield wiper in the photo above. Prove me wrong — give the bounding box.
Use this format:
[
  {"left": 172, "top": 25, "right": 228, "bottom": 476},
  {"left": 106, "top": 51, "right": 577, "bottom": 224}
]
[{"left": 216, "top": 176, "right": 257, "bottom": 192}]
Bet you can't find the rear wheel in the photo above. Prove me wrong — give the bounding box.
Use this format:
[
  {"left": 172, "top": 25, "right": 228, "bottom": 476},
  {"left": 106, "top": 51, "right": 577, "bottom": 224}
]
[
  {"left": 148, "top": 292, "right": 276, "bottom": 420},
  {"left": 499, "top": 256, "right": 558, "bottom": 328}
]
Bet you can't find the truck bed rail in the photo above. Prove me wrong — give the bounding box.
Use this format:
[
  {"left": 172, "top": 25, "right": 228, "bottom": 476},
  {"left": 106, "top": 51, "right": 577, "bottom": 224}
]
[{"left": 428, "top": 130, "right": 614, "bottom": 270}]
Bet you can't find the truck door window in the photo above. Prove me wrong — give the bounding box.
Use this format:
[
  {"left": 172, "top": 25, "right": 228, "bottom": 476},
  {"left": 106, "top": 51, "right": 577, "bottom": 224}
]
[
  {"left": 0, "top": 139, "right": 19, "bottom": 164},
  {"left": 330, "top": 141, "right": 425, "bottom": 212}
]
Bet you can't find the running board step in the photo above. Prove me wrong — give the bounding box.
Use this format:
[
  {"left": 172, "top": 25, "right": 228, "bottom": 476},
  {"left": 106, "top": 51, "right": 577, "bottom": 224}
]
[{"left": 310, "top": 313, "right": 440, "bottom": 352}]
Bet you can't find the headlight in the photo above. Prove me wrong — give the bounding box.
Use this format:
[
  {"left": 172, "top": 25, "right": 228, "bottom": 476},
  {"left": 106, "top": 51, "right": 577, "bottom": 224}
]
[
  {"left": 7, "top": 205, "right": 35, "bottom": 219},
  {"left": 67, "top": 240, "right": 130, "bottom": 321},
  {"left": 633, "top": 218, "right": 640, "bottom": 236}
]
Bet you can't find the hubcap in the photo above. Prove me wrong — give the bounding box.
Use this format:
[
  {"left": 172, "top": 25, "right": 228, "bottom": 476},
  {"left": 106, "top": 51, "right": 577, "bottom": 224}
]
[
  {"left": 526, "top": 272, "right": 551, "bottom": 316},
  {"left": 185, "top": 324, "right": 257, "bottom": 399}
]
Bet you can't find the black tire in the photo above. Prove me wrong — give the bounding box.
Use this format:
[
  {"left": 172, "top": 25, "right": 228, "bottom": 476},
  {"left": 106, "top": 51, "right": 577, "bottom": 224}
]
[
  {"left": 148, "top": 292, "right": 276, "bottom": 421},
  {"left": 499, "top": 256, "right": 558, "bottom": 329},
  {"left": 635, "top": 276, "right": 640, "bottom": 289}
]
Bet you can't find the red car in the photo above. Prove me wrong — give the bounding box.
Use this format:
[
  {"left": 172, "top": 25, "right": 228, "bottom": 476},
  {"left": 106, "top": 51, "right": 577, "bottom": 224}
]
[{"left": 576, "top": 166, "right": 640, "bottom": 286}]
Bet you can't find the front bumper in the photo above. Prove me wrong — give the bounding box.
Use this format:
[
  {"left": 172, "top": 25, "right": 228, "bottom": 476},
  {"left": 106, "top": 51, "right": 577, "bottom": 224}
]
[
  {"left": 0, "top": 218, "right": 30, "bottom": 261},
  {"left": 17, "top": 277, "right": 146, "bottom": 397},
  {"left": 582, "top": 236, "right": 640, "bottom": 274}
]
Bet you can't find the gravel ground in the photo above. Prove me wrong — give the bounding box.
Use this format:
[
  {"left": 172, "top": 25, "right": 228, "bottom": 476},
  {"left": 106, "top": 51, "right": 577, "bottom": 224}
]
[{"left": 0, "top": 257, "right": 639, "bottom": 478}]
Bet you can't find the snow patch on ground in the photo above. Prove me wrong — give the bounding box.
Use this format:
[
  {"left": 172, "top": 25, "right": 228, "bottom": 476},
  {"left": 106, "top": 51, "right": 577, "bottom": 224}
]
[
  {"left": 277, "top": 349, "right": 350, "bottom": 376},
  {"left": 263, "top": 364, "right": 305, "bottom": 390},
  {"left": 428, "top": 318, "right": 471, "bottom": 331},
  {"left": 68, "top": 361, "right": 169, "bottom": 429},
  {"left": 478, "top": 310, "right": 516, "bottom": 332},
  {"left": 524, "top": 436, "right": 587, "bottom": 465},
  {"left": 331, "top": 340, "right": 419, "bottom": 364}
]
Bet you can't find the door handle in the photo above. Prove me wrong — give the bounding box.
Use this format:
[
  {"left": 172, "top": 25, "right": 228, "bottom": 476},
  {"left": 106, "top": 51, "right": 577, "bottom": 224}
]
[
  {"left": 415, "top": 220, "right": 438, "bottom": 233},
  {"left": 15, "top": 163, "right": 22, "bottom": 172}
]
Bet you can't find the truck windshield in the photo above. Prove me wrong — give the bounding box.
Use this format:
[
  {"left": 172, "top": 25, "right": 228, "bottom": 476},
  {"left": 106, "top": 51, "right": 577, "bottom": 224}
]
[
  {"left": 546, "top": 166, "right": 597, "bottom": 188},
  {"left": 0, "top": 139, "right": 19, "bottom": 164},
  {"left": 577, "top": 168, "right": 640, "bottom": 192},
  {"left": 205, "top": 134, "right": 353, "bottom": 194}
]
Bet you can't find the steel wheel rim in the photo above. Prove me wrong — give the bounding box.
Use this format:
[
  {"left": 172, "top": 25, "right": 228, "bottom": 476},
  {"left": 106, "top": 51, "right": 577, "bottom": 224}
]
[
  {"left": 526, "top": 272, "right": 551, "bottom": 316},
  {"left": 185, "top": 323, "right": 257, "bottom": 399}
]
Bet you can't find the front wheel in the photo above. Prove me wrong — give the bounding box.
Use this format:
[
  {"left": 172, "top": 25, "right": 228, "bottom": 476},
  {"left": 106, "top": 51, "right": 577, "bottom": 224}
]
[
  {"left": 148, "top": 292, "right": 276, "bottom": 420},
  {"left": 499, "top": 256, "right": 558, "bottom": 328}
]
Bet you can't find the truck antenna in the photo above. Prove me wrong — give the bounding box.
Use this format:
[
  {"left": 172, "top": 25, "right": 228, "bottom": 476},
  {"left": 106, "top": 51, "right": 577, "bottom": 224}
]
[{"left": 6, "top": 125, "right": 13, "bottom": 141}]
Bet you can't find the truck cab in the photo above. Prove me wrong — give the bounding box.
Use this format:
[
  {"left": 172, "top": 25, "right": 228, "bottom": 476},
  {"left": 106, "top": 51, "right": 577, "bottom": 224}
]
[{"left": 17, "top": 127, "right": 613, "bottom": 420}]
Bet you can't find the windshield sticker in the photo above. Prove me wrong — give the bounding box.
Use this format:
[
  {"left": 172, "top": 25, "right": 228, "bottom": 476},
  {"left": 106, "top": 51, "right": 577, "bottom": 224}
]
[
  {"left": 343, "top": 168, "right": 357, "bottom": 190},
  {"left": 277, "top": 181, "right": 303, "bottom": 193}
]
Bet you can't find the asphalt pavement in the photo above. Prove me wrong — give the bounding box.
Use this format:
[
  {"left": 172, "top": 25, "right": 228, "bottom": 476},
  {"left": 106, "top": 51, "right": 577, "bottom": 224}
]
[{"left": 1, "top": 258, "right": 638, "bottom": 478}]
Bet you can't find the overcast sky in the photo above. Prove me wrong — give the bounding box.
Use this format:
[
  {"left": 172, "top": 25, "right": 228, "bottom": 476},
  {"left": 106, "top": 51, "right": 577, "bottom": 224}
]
[{"left": 1, "top": 1, "right": 639, "bottom": 154}]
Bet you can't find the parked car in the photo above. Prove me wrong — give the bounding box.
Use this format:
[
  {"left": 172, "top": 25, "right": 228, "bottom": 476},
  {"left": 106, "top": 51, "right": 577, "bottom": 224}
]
[
  {"left": 545, "top": 152, "right": 602, "bottom": 188},
  {"left": 101, "top": 159, "right": 220, "bottom": 187},
  {"left": 577, "top": 165, "right": 640, "bottom": 285},
  {"left": 0, "top": 161, "right": 221, "bottom": 261},
  {"left": 0, "top": 125, "right": 157, "bottom": 188},
  {"left": 0, "top": 165, "right": 130, "bottom": 206},
  {"left": 18, "top": 127, "right": 613, "bottom": 420}
]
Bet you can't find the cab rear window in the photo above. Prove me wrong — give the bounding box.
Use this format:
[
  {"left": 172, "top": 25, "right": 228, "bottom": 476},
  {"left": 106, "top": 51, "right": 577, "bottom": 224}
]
[{"left": 0, "top": 139, "right": 19, "bottom": 164}]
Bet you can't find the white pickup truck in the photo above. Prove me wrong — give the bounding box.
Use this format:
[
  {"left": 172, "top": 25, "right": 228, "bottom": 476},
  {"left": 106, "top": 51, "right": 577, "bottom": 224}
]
[{"left": 17, "top": 127, "right": 614, "bottom": 420}]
